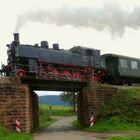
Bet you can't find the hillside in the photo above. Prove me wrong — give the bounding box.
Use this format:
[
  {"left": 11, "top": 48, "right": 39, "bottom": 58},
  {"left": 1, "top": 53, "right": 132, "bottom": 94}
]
[{"left": 39, "top": 95, "right": 71, "bottom": 106}]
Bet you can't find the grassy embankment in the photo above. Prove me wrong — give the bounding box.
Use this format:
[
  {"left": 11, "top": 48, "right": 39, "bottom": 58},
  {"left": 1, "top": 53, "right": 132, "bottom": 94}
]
[
  {"left": 73, "top": 87, "right": 140, "bottom": 139},
  {"left": 39, "top": 105, "right": 76, "bottom": 128}
]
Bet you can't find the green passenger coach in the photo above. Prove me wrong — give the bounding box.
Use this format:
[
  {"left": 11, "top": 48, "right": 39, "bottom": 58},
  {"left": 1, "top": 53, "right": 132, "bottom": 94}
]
[{"left": 101, "top": 54, "right": 140, "bottom": 85}]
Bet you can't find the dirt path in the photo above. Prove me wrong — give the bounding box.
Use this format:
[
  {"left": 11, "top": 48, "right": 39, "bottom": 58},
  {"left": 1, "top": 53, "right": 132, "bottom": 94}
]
[{"left": 33, "top": 116, "right": 140, "bottom": 140}]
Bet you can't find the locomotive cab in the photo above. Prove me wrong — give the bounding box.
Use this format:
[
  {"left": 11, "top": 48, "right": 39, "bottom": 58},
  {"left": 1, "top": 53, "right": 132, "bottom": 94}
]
[{"left": 70, "top": 46, "right": 103, "bottom": 68}]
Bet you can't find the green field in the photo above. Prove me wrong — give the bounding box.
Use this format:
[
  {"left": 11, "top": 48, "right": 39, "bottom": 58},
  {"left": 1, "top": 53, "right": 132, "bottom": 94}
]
[{"left": 40, "top": 104, "right": 76, "bottom": 116}]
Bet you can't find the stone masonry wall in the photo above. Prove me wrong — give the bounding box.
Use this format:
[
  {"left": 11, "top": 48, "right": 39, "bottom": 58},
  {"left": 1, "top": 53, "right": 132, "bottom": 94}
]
[
  {"left": 77, "top": 83, "right": 117, "bottom": 127},
  {"left": 0, "top": 77, "right": 39, "bottom": 133}
]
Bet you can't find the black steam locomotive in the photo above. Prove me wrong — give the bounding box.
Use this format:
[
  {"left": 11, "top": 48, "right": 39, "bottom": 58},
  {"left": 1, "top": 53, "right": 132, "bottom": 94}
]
[
  {"left": 1, "top": 33, "right": 106, "bottom": 82},
  {"left": 1, "top": 33, "right": 140, "bottom": 85}
]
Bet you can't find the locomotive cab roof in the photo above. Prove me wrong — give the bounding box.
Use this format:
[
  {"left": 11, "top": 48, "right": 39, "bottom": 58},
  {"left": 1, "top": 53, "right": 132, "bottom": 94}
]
[
  {"left": 70, "top": 46, "right": 95, "bottom": 51},
  {"left": 69, "top": 46, "right": 100, "bottom": 57}
]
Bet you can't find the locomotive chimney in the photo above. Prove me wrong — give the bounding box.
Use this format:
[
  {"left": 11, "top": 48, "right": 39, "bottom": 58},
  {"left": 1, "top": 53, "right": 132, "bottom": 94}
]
[
  {"left": 13, "top": 33, "right": 20, "bottom": 44},
  {"left": 53, "top": 43, "right": 59, "bottom": 50}
]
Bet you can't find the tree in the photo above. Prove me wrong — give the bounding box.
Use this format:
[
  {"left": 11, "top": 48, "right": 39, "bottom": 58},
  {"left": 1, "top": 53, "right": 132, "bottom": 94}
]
[{"left": 60, "top": 91, "right": 77, "bottom": 112}]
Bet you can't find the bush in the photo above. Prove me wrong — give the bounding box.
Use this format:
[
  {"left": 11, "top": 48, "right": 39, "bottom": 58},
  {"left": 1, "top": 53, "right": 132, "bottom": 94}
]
[{"left": 100, "top": 88, "right": 140, "bottom": 124}]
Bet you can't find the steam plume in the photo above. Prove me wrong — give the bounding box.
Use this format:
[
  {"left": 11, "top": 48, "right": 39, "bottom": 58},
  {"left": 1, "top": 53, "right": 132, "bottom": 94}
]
[{"left": 15, "top": 1, "right": 140, "bottom": 36}]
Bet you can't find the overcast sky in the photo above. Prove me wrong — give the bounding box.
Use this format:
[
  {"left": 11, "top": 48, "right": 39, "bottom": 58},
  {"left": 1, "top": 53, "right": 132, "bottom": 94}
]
[{"left": 1, "top": 0, "right": 140, "bottom": 95}]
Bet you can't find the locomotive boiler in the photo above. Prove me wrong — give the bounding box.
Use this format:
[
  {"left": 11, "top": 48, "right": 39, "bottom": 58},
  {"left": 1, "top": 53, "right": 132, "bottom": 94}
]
[{"left": 2, "top": 33, "right": 106, "bottom": 82}]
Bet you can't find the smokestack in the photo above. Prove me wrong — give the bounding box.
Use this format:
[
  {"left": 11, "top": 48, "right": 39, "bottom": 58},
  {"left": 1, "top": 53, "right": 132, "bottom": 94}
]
[
  {"left": 53, "top": 43, "right": 59, "bottom": 50},
  {"left": 13, "top": 33, "right": 20, "bottom": 44}
]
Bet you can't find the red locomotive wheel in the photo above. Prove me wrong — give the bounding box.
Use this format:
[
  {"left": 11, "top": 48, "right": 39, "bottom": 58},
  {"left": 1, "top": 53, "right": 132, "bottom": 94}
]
[
  {"left": 49, "top": 69, "right": 60, "bottom": 79},
  {"left": 16, "top": 70, "right": 26, "bottom": 77},
  {"left": 62, "top": 71, "right": 72, "bottom": 80},
  {"left": 39, "top": 70, "right": 47, "bottom": 78},
  {"left": 73, "top": 72, "right": 83, "bottom": 81},
  {"left": 87, "top": 74, "right": 97, "bottom": 81},
  {"left": 54, "top": 70, "right": 60, "bottom": 79}
]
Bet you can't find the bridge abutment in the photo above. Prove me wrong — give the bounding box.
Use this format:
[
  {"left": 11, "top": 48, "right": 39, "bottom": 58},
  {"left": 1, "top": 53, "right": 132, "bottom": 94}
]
[
  {"left": 77, "top": 83, "right": 117, "bottom": 127},
  {"left": 0, "top": 77, "right": 39, "bottom": 132}
]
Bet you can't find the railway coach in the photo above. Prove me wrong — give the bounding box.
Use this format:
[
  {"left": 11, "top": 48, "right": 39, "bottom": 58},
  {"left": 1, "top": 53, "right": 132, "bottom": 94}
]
[{"left": 102, "top": 54, "right": 140, "bottom": 85}]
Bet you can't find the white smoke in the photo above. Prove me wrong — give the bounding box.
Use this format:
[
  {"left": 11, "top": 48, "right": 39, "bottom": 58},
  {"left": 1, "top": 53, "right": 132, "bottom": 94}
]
[
  {"left": 15, "top": 15, "right": 27, "bottom": 33},
  {"left": 15, "top": 1, "right": 140, "bottom": 36}
]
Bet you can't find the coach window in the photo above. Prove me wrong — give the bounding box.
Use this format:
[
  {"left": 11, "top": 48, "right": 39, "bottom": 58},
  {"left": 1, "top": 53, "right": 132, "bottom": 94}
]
[
  {"left": 131, "top": 61, "right": 138, "bottom": 69},
  {"left": 120, "top": 59, "right": 128, "bottom": 68}
]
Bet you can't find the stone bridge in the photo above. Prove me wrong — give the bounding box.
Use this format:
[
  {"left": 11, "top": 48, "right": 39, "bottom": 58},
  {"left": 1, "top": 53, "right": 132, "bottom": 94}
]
[{"left": 0, "top": 77, "right": 117, "bottom": 132}]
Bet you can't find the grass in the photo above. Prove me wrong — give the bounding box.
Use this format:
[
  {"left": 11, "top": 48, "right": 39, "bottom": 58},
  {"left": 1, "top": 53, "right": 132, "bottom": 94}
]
[
  {"left": 125, "top": 87, "right": 140, "bottom": 97},
  {"left": 0, "top": 125, "right": 32, "bottom": 140},
  {"left": 39, "top": 106, "right": 56, "bottom": 128},
  {"left": 73, "top": 116, "right": 140, "bottom": 132},
  {"left": 73, "top": 117, "right": 140, "bottom": 139},
  {"left": 86, "top": 116, "right": 140, "bottom": 132}
]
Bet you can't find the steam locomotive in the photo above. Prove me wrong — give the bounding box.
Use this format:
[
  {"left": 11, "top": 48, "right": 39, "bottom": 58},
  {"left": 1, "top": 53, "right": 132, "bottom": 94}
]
[
  {"left": 1, "top": 33, "right": 106, "bottom": 82},
  {"left": 1, "top": 33, "right": 140, "bottom": 85}
]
